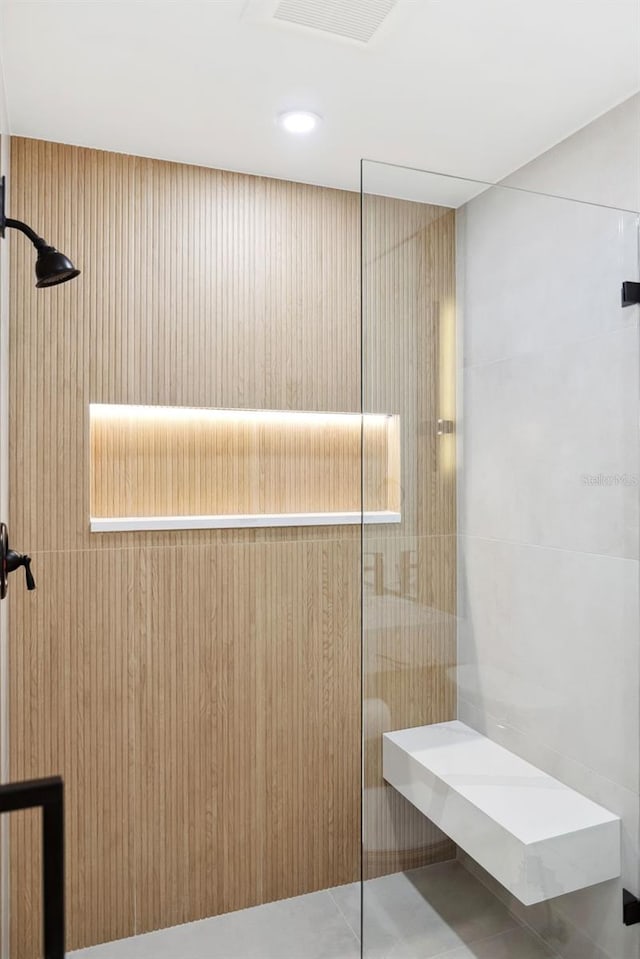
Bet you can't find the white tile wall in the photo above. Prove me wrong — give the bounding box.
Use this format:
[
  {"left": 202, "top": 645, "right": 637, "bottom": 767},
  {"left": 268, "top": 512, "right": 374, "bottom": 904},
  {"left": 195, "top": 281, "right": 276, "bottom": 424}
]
[
  {"left": 462, "top": 189, "right": 639, "bottom": 368},
  {"left": 502, "top": 95, "right": 640, "bottom": 214},
  {"left": 458, "top": 93, "right": 640, "bottom": 959},
  {"left": 461, "top": 330, "right": 639, "bottom": 558},
  {"left": 458, "top": 537, "right": 639, "bottom": 791}
]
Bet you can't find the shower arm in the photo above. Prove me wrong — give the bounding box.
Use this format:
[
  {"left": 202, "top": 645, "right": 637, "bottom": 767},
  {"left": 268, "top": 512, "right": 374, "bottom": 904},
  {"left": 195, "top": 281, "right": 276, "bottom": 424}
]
[
  {"left": 0, "top": 179, "right": 50, "bottom": 250},
  {"left": 0, "top": 177, "right": 64, "bottom": 253},
  {"left": 2, "top": 214, "right": 50, "bottom": 251}
]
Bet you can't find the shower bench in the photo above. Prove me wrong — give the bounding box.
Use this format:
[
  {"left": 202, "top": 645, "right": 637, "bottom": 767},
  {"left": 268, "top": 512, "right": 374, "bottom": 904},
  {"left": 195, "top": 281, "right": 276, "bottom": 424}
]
[{"left": 383, "top": 720, "right": 620, "bottom": 905}]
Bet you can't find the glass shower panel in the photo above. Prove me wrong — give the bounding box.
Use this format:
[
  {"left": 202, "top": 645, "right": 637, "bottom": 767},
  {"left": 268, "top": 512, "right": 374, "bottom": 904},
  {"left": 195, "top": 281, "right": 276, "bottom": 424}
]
[{"left": 360, "top": 159, "right": 640, "bottom": 959}]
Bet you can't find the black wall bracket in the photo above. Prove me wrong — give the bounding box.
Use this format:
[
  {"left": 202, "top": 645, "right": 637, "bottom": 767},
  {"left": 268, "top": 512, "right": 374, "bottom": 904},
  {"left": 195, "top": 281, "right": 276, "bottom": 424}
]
[
  {"left": 0, "top": 776, "right": 65, "bottom": 957},
  {"left": 0, "top": 175, "right": 5, "bottom": 237},
  {"left": 621, "top": 281, "right": 640, "bottom": 307},
  {"left": 623, "top": 888, "right": 640, "bottom": 926}
]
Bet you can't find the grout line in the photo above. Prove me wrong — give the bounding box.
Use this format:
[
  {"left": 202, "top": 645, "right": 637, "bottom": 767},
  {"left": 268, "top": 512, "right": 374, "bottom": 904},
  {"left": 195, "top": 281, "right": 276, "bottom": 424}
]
[
  {"left": 22, "top": 532, "right": 457, "bottom": 558},
  {"left": 327, "top": 885, "right": 362, "bottom": 944},
  {"left": 454, "top": 862, "right": 561, "bottom": 959},
  {"left": 30, "top": 529, "right": 640, "bottom": 565},
  {"left": 459, "top": 532, "right": 638, "bottom": 564},
  {"left": 361, "top": 155, "right": 640, "bottom": 216},
  {"left": 457, "top": 693, "right": 638, "bottom": 799},
  {"left": 461, "top": 319, "right": 638, "bottom": 374},
  {"left": 67, "top": 869, "right": 567, "bottom": 959},
  {"left": 69, "top": 888, "right": 363, "bottom": 958},
  {"left": 426, "top": 925, "right": 558, "bottom": 959}
]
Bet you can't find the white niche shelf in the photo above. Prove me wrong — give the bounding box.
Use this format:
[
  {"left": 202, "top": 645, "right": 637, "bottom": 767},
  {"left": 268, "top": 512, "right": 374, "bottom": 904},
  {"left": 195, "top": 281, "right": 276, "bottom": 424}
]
[
  {"left": 383, "top": 721, "right": 620, "bottom": 906},
  {"left": 90, "top": 404, "right": 401, "bottom": 532},
  {"left": 91, "top": 510, "right": 401, "bottom": 533}
]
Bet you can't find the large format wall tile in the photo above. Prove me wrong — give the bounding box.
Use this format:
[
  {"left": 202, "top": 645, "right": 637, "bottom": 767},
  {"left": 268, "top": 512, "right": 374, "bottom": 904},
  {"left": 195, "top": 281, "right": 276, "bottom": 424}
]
[
  {"left": 461, "top": 186, "right": 638, "bottom": 369},
  {"left": 503, "top": 94, "right": 640, "bottom": 213},
  {"left": 458, "top": 92, "right": 640, "bottom": 959},
  {"left": 460, "top": 326, "right": 639, "bottom": 558},
  {"left": 458, "top": 534, "right": 639, "bottom": 793}
]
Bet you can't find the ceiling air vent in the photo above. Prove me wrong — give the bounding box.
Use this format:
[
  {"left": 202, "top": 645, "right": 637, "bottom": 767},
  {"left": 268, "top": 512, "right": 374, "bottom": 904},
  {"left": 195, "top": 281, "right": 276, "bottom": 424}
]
[{"left": 272, "top": 0, "right": 399, "bottom": 44}]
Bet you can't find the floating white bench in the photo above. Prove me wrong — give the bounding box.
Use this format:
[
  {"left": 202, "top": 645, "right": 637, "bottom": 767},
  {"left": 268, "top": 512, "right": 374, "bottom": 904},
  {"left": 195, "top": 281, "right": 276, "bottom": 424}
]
[{"left": 383, "top": 721, "right": 620, "bottom": 905}]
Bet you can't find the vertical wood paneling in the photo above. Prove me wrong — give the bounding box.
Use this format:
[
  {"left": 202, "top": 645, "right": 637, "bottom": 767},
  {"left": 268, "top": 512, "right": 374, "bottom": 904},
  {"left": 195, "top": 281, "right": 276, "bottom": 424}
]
[
  {"left": 9, "top": 550, "right": 138, "bottom": 957},
  {"left": 10, "top": 141, "right": 361, "bottom": 555},
  {"left": 90, "top": 407, "right": 399, "bottom": 519},
  {"left": 362, "top": 196, "right": 458, "bottom": 877},
  {"left": 8, "top": 137, "right": 456, "bottom": 955},
  {"left": 8, "top": 137, "right": 363, "bottom": 956}
]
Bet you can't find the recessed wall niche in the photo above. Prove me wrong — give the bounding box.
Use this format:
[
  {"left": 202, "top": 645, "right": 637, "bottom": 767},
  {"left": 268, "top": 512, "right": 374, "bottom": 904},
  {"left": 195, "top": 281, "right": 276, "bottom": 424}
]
[{"left": 90, "top": 403, "right": 401, "bottom": 531}]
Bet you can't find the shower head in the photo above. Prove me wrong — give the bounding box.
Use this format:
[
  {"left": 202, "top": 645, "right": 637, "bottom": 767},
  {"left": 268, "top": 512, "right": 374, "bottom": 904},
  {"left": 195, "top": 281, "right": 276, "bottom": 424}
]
[
  {"left": 34, "top": 247, "right": 81, "bottom": 288},
  {"left": 0, "top": 175, "right": 81, "bottom": 288}
]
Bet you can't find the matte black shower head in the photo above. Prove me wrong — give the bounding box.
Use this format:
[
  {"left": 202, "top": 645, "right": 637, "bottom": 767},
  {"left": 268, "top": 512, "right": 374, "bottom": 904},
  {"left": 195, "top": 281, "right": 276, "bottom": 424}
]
[
  {"left": 0, "top": 175, "right": 80, "bottom": 288},
  {"left": 34, "top": 246, "right": 81, "bottom": 288}
]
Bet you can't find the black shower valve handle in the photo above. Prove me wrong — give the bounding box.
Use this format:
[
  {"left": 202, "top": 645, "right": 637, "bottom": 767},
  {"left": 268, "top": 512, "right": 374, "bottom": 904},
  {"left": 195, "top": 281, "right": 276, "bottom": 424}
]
[
  {"left": 6, "top": 549, "right": 36, "bottom": 591},
  {"left": 0, "top": 523, "right": 36, "bottom": 597},
  {"left": 24, "top": 557, "right": 36, "bottom": 591}
]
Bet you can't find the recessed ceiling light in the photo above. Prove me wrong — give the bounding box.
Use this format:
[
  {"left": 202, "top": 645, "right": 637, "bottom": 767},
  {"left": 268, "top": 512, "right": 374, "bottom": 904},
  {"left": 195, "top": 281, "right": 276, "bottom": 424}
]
[{"left": 278, "top": 110, "right": 322, "bottom": 134}]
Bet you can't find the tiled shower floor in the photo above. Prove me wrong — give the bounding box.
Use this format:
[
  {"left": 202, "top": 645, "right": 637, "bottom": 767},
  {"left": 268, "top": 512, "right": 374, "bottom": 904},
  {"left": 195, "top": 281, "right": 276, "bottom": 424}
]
[{"left": 70, "top": 861, "right": 555, "bottom": 959}]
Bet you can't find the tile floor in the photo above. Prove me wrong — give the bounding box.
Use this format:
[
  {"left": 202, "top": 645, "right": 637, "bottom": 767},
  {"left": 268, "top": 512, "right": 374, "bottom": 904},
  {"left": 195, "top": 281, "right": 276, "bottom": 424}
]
[{"left": 70, "top": 861, "right": 556, "bottom": 959}]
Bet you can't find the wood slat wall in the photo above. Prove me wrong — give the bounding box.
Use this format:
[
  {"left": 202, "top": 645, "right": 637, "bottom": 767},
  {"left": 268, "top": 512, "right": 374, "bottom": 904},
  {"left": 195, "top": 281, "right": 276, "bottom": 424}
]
[
  {"left": 362, "top": 196, "right": 458, "bottom": 877},
  {"left": 90, "top": 406, "right": 400, "bottom": 519},
  {"left": 7, "top": 137, "right": 456, "bottom": 955}
]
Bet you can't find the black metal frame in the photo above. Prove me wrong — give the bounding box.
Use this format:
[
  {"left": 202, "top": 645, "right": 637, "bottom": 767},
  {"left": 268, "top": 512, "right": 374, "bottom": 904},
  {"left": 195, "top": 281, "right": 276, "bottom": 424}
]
[
  {"left": 0, "top": 776, "right": 65, "bottom": 957},
  {"left": 621, "top": 280, "right": 640, "bottom": 307},
  {"left": 623, "top": 888, "right": 640, "bottom": 926}
]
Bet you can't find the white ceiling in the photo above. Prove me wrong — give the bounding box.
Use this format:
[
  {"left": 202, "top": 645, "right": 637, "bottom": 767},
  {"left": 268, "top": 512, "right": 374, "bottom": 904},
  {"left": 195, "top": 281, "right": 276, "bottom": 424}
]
[{"left": 0, "top": 0, "right": 639, "bottom": 193}]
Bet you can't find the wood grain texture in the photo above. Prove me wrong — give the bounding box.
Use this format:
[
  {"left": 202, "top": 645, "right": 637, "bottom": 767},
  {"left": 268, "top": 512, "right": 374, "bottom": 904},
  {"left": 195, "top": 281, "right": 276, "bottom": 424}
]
[
  {"left": 90, "top": 406, "right": 400, "bottom": 520},
  {"left": 8, "top": 137, "right": 456, "bottom": 955},
  {"left": 8, "top": 137, "right": 363, "bottom": 956},
  {"left": 362, "top": 195, "right": 458, "bottom": 877},
  {"left": 8, "top": 550, "right": 138, "bottom": 956},
  {"left": 9, "top": 138, "right": 361, "bottom": 554},
  {"left": 131, "top": 540, "right": 360, "bottom": 931},
  {"left": 9, "top": 541, "right": 360, "bottom": 955}
]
